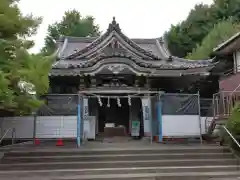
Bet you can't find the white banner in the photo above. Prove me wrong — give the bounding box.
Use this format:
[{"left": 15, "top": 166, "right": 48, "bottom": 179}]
[
  {"left": 141, "top": 97, "right": 151, "bottom": 135},
  {"left": 83, "top": 98, "right": 89, "bottom": 118}
]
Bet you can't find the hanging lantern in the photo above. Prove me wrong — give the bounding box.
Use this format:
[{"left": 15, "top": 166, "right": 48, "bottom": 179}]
[
  {"left": 98, "top": 96, "right": 103, "bottom": 107},
  {"left": 107, "top": 96, "right": 110, "bottom": 107},
  {"left": 128, "top": 95, "right": 131, "bottom": 106},
  {"left": 117, "top": 97, "right": 121, "bottom": 107}
]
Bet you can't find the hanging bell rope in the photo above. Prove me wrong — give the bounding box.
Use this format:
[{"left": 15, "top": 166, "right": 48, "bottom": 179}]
[
  {"left": 128, "top": 95, "right": 131, "bottom": 106},
  {"left": 98, "top": 96, "right": 103, "bottom": 107},
  {"left": 117, "top": 97, "right": 121, "bottom": 107},
  {"left": 107, "top": 96, "right": 110, "bottom": 107}
]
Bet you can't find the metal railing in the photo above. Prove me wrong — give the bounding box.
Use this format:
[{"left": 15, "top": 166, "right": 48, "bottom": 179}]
[
  {"left": 221, "top": 126, "right": 240, "bottom": 170},
  {"left": 213, "top": 91, "right": 240, "bottom": 118},
  {"left": 222, "top": 126, "right": 240, "bottom": 148},
  {"left": 0, "top": 128, "right": 16, "bottom": 145}
]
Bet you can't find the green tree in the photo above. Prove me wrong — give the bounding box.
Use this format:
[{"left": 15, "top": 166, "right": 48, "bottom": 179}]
[
  {"left": 0, "top": 0, "right": 53, "bottom": 115},
  {"left": 165, "top": 0, "right": 240, "bottom": 58},
  {"left": 186, "top": 19, "right": 240, "bottom": 60},
  {"left": 224, "top": 102, "right": 240, "bottom": 148},
  {"left": 165, "top": 4, "right": 214, "bottom": 57},
  {"left": 211, "top": 0, "right": 240, "bottom": 21},
  {"left": 41, "top": 10, "right": 100, "bottom": 55}
]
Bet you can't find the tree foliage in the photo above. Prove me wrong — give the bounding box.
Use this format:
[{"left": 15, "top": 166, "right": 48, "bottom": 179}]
[
  {"left": 41, "top": 10, "right": 100, "bottom": 55},
  {"left": 165, "top": 0, "right": 240, "bottom": 58},
  {"left": 225, "top": 103, "right": 240, "bottom": 148},
  {"left": 226, "top": 103, "right": 240, "bottom": 135},
  {"left": 0, "top": 0, "right": 53, "bottom": 115},
  {"left": 187, "top": 19, "right": 240, "bottom": 60}
]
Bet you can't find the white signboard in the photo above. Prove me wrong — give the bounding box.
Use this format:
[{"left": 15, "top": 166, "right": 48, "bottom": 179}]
[
  {"left": 131, "top": 121, "right": 140, "bottom": 137},
  {"left": 141, "top": 97, "right": 151, "bottom": 134},
  {"left": 83, "top": 98, "right": 89, "bottom": 118},
  {"left": 83, "top": 116, "right": 96, "bottom": 140}
]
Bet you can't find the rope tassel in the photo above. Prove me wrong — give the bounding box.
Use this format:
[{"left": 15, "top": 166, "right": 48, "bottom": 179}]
[
  {"left": 98, "top": 96, "right": 103, "bottom": 107},
  {"left": 117, "top": 97, "right": 121, "bottom": 107},
  {"left": 128, "top": 95, "right": 131, "bottom": 106}
]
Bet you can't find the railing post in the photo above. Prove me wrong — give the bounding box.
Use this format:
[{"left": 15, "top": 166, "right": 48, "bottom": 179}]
[
  {"left": 222, "top": 91, "right": 226, "bottom": 116},
  {"left": 157, "top": 95, "right": 163, "bottom": 143},
  {"left": 11, "top": 128, "right": 15, "bottom": 145},
  {"left": 197, "top": 91, "right": 203, "bottom": 145},
  {"left": 77, "top": 94, "right": 81, "bottom": 148},
  {"left": 216, "top": 96, "right": 219, "bottom": 117},
  {"left": 33, "top": 112, "right": 37, "bottom": 144},
  {"left": 212, "top": 94, "right": 215, "bottom": 118}
]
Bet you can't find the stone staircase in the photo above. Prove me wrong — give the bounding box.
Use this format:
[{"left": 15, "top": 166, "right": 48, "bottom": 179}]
[{"left": 0, "top": 145, "right": 240, "bottom": 180}]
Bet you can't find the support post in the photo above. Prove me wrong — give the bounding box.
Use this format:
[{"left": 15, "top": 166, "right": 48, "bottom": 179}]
[
  {"left": 197, "top": 91, "right": 203, "bottom": 145},
  {"left": 33, "top": 112, "right": 37, "bottom": 144},
  {"left": 149, "top": 95, "right": 153, "bottom": 144},
  {"left": 157, "top": 97, "right": 163, "bottom": 143},
  {"left": 77, "top": 95, "right": 81, "bottom": 147}
]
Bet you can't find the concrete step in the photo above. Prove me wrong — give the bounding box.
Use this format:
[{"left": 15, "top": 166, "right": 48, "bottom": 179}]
[
  {"left": 4, "top": 147, "right": 230, "bottom": 157},
  {"left": 1, "top": 145, "right": 237, "bottom": 180},
  {"left": 43, "top": 171, "right": 240, "bottom": 180},
  {"left": 3, "top": 171, "right": 240, "bottom": 180},
  {"left": 0, "top": 165, "right": 238, "bottom": 177},
  {"left": 1, "top": 152, "right": 234, "bottom": 163},
  {"left": 0, "top": 159, "right": 237, "bottom": 170}
]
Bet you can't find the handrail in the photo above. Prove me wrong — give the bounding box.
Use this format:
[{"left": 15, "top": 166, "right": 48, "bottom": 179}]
[
  {"left": 0, "top": 128, "right": 16, "bottom": 145},
  {"left": 222, "top": 126, "right": 240, "bottom": 148}
]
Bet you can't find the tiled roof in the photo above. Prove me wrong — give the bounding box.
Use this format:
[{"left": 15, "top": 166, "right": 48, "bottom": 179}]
[
  {"left": 52, "top": 17, "right": 217, "bottom": 74},
  {"left": 57, "top": 17, "right": 170, "bottom": 60}
]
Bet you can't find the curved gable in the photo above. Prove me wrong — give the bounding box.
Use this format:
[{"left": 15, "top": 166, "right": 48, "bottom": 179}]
[{"left": 64, "top": 17, "right": 161, "bottom": 60}]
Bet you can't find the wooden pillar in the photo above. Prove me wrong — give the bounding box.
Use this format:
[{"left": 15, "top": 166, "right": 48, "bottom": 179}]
[
  {"left": 79, "top": 77, "right": 85, "bottom": 90},
  {"left": 90, "top": 77, "right": 97, "bottom": 87},
  {"left": 144, "top": 77, "right": 150, "bottom": 89}
]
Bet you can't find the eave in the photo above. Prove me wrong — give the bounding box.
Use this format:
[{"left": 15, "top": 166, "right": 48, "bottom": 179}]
[
  {"left": 50, "top": 57, "right": 215, "bottom": 77},
  {"left": 213, "top": 32, "right": 240, "bottom": 56}
]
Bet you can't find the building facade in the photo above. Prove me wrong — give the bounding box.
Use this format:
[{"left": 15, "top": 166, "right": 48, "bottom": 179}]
[
  {"left": 46, "top": 17, "right": 217, "bottom": 139},
  {"left": 207, "top": 32, "right": 240, "bottom": 134}
]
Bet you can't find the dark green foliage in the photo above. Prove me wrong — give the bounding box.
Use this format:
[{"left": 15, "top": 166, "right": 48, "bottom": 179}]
[
  {"left": 226, "top": 103, "right": 240, "bottom": 135},
  {"left": 165, "top": 0, "right": 240, "bottom": 58},
  {"left": 0, "top": 0, "right": 53, "bottom": 115},
  {"left": 187, "top": 19, "right": 240, "bottom": 59},
  {"left": 41, "top": 10, "right": 100, "bottom": 55},
  {"left": 224, "top": 103, "right": 240, "bottom": 148}
]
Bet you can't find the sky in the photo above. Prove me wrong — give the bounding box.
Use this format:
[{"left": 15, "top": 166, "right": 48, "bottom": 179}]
[{"left": 19, "top": 0, "right": 213, "bottom": 53}]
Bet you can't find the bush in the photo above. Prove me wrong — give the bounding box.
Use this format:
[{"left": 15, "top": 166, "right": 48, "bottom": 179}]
[
  {"left": 226, "top": 103, "right": 240, "bottom": 135},
  {"left": 224, "top": 103, "right": 240, "bottom": 148}
]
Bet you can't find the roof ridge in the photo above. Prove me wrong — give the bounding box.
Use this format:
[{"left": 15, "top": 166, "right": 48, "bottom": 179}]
[
  {"left": 59, "top": 36, "right": 159, "bottom": 44},
  {"left": 64, "top": 17, "right": 161, "bottom": 60}
]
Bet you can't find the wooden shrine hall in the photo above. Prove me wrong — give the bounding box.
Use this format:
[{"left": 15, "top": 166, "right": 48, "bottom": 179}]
[{"left": 46, "top": 17, "right": 219, "bottom": 140}]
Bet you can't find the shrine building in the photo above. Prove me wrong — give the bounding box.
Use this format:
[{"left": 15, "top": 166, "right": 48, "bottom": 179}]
[{"left": 45, "top": 17, "right": 218, "bottom": 141}]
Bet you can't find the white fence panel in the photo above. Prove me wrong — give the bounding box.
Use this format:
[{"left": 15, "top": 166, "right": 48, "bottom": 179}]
[
  {"left": 61, "top": 116, "right": 77, "bottom": 138},
  {"left": 36, "top": 116, "right": 77, "bottom": 138},
  {"left": 0, "top": 116, "right": 34, "bottom": 139},
  {"left": 162, "top": 115, "right": 201, "bottom": 137},
  {"left": 36, "top": 116, "right": 61, "bottom": 138}
]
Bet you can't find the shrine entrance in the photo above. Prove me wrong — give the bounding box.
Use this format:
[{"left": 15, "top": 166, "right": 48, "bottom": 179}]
[
  {"left": 98, "top": 98, "right": 129, "bottom": 134},
  {"left": 97, "top": 97, "right": 144, "bottom": 138},
  {"left": 79, "top": 89, "right": 163, "bottom": 146}
]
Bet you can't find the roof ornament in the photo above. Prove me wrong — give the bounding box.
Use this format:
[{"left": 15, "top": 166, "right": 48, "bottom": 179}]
[
  {"left": 108, "top": 16, "right": 121, "bottom": 32},
  {"left": 168, "top": 55, "right": 173, "bottom": 62},
  {"left": 107, "top": 64, "right": 125, "bottom": 74}
]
